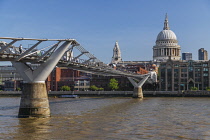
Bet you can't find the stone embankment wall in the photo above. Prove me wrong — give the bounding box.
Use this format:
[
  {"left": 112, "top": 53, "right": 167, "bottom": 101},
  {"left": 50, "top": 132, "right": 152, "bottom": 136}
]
[
  {"left": 1, "top": 90, "right": 210, "bottom": 97},
  {"left": 48, "top": 91, "right": 133, "bottom": 97},
  {"left": 0, "top": 91, "right": 22, "bottom": 96}
]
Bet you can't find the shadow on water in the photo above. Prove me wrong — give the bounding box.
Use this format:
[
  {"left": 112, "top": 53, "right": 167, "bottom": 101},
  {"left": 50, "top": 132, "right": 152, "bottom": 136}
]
[{"left": 49, "top": 96, "right": 117, "bottom": 104}]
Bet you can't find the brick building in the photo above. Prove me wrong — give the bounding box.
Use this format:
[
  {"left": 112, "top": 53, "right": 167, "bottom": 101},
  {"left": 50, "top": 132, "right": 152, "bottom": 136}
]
[{"left": 46, "top": 67, "right": 90, "bottom": 91}]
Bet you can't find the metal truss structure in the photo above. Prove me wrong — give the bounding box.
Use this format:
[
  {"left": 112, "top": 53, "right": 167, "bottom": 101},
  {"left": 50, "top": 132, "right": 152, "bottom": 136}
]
[{"left": 0, "top": 37, "right": 157, "bottom": 84}]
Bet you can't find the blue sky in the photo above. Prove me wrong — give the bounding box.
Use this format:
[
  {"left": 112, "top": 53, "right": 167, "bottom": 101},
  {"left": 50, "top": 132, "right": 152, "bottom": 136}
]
[{"left": 1, "top": 0, "right": 210, "bottom": 65}]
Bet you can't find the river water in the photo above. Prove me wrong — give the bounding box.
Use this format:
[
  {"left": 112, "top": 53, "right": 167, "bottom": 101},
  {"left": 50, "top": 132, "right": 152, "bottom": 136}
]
[{"left": 1, "top": 97, "right": 210, "bottom": 140}]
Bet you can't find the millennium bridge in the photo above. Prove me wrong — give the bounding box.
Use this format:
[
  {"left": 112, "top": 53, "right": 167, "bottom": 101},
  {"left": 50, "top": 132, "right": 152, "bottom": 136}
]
[{"left": 0, "top": 37, "right": 157, "bottom": 118}]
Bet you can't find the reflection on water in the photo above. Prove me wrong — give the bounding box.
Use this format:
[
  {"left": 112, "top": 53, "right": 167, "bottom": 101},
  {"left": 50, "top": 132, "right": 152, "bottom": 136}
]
[{"left": 1, "top": 97, "right": 210, "bottom": 139}]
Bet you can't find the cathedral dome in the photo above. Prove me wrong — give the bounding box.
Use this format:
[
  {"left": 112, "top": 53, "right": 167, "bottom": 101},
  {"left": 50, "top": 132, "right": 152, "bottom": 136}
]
[
  {"left": 156, "top": 30, "right": 177, "bottom": 41},
  {"left": 153, "top": 14, "right": 181, "bottom": 62}
]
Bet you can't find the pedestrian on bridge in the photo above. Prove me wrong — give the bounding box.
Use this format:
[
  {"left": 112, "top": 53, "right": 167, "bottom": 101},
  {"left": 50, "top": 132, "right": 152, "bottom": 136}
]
[{"left": 19, "top": 44, "right": 22, "bottom": 54}]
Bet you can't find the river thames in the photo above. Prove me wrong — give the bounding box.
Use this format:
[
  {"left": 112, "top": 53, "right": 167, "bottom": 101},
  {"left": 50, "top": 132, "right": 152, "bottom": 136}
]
[{"left": 1, "top": 97, "right": 210, "bottom": 140}]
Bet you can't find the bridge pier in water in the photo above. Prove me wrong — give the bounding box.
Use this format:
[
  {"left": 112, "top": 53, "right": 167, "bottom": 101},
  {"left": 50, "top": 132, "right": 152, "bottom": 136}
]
[
  {"left": 128, "top": 72, "right": 157, "bottom": 98},
  {"left": 133, "top": 87, "right": 143, "bottom": 98},
  {"left": 18, "top": 83, "right": 50, "bottom": 118},
  {"left": 11, "top": 40, "right": 73, "bottom": 118}
]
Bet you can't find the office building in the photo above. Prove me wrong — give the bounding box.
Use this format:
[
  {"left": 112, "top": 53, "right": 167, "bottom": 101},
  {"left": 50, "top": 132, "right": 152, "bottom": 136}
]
[
  {"left": 198, "top": 48, "right": 208, "bottom": 60},
  {"left": 182, "top": 52, "right": 192, "bottom": 60}
]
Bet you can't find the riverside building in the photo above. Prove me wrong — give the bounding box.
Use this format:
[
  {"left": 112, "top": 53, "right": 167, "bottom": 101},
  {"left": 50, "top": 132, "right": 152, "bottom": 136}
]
[{"left": 159, "top": 58, "right": 210, "bottom": 91}]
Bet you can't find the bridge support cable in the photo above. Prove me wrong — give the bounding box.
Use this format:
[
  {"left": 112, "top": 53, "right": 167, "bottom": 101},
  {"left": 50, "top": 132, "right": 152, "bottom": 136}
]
[
  {"left": 12, "top": 41, "right": 73, "bottom": 118},
  {"left": 36, "top": 41, "right": 61, "bottom": 62},
  {"left": 15, "top": 41, "right": 43, "bottom": 61},
  {"left": 77, "top": 57, "right": 96, "bottom": 67},
  {"left": 71, "top": 51, "right": 88, "bottom": 61},
  {"left": 0, "top": 40, "right": 17, "bottom": 53}
]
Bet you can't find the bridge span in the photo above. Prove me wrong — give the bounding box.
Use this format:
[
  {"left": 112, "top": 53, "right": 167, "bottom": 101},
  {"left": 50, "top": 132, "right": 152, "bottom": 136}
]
[{"left": 0, "top": 37, "right": 157, "bottom": 118}]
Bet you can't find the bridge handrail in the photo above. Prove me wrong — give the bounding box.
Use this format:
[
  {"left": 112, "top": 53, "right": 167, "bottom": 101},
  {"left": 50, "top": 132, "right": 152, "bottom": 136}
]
[{"left": 0, "top": 37, "right": 157, "bottom": 83}]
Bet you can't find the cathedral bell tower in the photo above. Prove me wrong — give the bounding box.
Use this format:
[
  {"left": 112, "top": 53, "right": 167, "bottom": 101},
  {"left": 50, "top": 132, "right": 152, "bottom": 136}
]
[{"left": 111, "top": 41, "right": 122, "bottom": 64}]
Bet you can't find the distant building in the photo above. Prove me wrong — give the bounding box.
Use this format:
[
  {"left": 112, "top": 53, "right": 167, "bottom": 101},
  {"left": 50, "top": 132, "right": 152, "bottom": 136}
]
[
  {"left": 4, "top": 80, "right": 22, "bottom": 91},
  {"left": 90, "top": 75, "right": 133, "bottom": 91},
  {"left": 0, "top": 65, "right": 22, "bottom": 91},
  {"left": 118, "top": 61, "right": 159, "bottom": 74},
  {"left": 111, "top": 41, "right": 122, "bottom": 64},
  {"left": 182, "top": 52, "right": 192, "bottom": 60},
  {"left": 159, "top": 58, "right": 210, "bottom": 91},
  {"left": 153, "top": 14, "right": 181, "bottom": 62},
  {"left": 198, "top": 48, "right": 208, "bottom": 60},
  {"left": 46, "top": 67, "right": 90, "bottom": 91}
]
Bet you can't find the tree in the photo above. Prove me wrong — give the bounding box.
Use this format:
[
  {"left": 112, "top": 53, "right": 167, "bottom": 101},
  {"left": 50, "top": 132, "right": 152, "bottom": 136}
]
[
  {"left": 98, "top": 87, "right": 104, "bottom": 91},
  {"left": 108, "top": 78, "right": 119, "bottom": 90},
  {"left": 60, "top": 85, "right": 71, "bottom": 91},
  {"left": 90, "top": 85, "right": 98, "bottom": 91},
  {"left": 90, "top": 85, "right": 104, "bottom": 91},
  {"left": 17, "top": 87, "right": 21, "bottom": 91},
  {"left": 206, "top": 87, "right": 210, "bottom": 91},
  {"left": 190, "top": 87, "right": 198, "bottom": 91}
]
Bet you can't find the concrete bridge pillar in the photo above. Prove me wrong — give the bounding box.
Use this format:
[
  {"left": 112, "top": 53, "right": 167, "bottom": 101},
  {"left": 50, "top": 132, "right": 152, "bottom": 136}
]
[
  {"left": 133, "top": 87, "right": 143, "bottom": 98},
  {"left": 12, "top": 41, "right": 73, "bottom": 118},
  {"left": 128, "top": 72, "right": 157, "bottom": 98},
  {"left": 18, "top": 83, "right": 50, "bottom": 118}
]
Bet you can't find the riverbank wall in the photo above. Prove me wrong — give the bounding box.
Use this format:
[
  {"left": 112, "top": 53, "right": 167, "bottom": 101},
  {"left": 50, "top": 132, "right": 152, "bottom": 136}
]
[{"left": 1, "top": 90, "right": 210, "bottom": 97}]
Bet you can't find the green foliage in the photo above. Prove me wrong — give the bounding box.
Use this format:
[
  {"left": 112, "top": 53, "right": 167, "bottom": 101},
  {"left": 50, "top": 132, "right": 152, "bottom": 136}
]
[
  {"left": 190, "top": 87, "right": 198, "bottom": 90},
  {"left": 90, "top": 85, "right": 98, "bottom": 91},
  {"left": 98, "top": 87, "right": 104, "bottom": 91},
  {"left": 17, "top": 87, "right": 21, "bottom": 91},
  {"left": 90, "top": 85, "right": 104, "bottom": 91},
  {"left": 206, "top": 87, "right": 210, "bottom": 91},
  {"left": 108, "top": 78, "right": 119, "bottom": 90},
  {"left": 60, "top": 85, "right": 71, "bottom": 91}
]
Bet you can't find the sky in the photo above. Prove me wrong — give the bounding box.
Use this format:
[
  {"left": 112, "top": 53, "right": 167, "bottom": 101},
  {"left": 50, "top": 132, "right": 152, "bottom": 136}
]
[{"left": 1, "top": 0, "right": 210, "bottom": 65}]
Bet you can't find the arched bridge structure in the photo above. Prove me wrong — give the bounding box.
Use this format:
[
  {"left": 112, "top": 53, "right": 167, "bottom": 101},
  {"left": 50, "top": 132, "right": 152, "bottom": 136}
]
[{"left": 0, "top": 37, "right": 157, "bottom": 118}]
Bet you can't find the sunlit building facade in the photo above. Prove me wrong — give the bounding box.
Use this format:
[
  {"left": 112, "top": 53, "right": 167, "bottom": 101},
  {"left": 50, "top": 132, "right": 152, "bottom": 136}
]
[{"left": 159, "top": 59, "right": 210, "bottom": 91}]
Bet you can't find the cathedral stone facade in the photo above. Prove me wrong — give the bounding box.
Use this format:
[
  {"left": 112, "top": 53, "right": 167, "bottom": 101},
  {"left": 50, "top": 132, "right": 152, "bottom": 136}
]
[
  {"left": 153, "top": 14, "right": 181, "bottom": 61},
  {"left": 111, "top": 41, "right": 122, "bottom": 64}
]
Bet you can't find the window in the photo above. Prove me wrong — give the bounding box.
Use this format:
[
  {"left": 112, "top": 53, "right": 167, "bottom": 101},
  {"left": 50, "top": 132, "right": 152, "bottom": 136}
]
[
  {"left": 161, "top": 64, "right": 166, "bottom": 67},
  {"left": 181, "top": 74, "right": 187, "bottom": 77},
  {"left": 181, "top": 79, "right": 187, "bottom": 82},
  {"left": 195, "top": 78, "right": 201, "bottom": 82},
  {"left": 203, "top": 64, "right": 208, "bottom": 67},
  {"left": 174, "top": 69, "right": 179, "bottom": 72},
  {"left": 195, "top": 68, "right": 200, "bottom": 72},
  {"left": 195, "top": 73, "right": 201, "bottom": 77},
  {"left": 174, "top": 64, "right": 179, "bottom": 67},
  {"left": 203, "top": 68, "right": 208, "bottom": 71},
  {"left": 204, "top": 73, "right": 208, "bottom": 76},
  {"left": 181, "top": 69, "right": 187, "bottom": 72}
]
